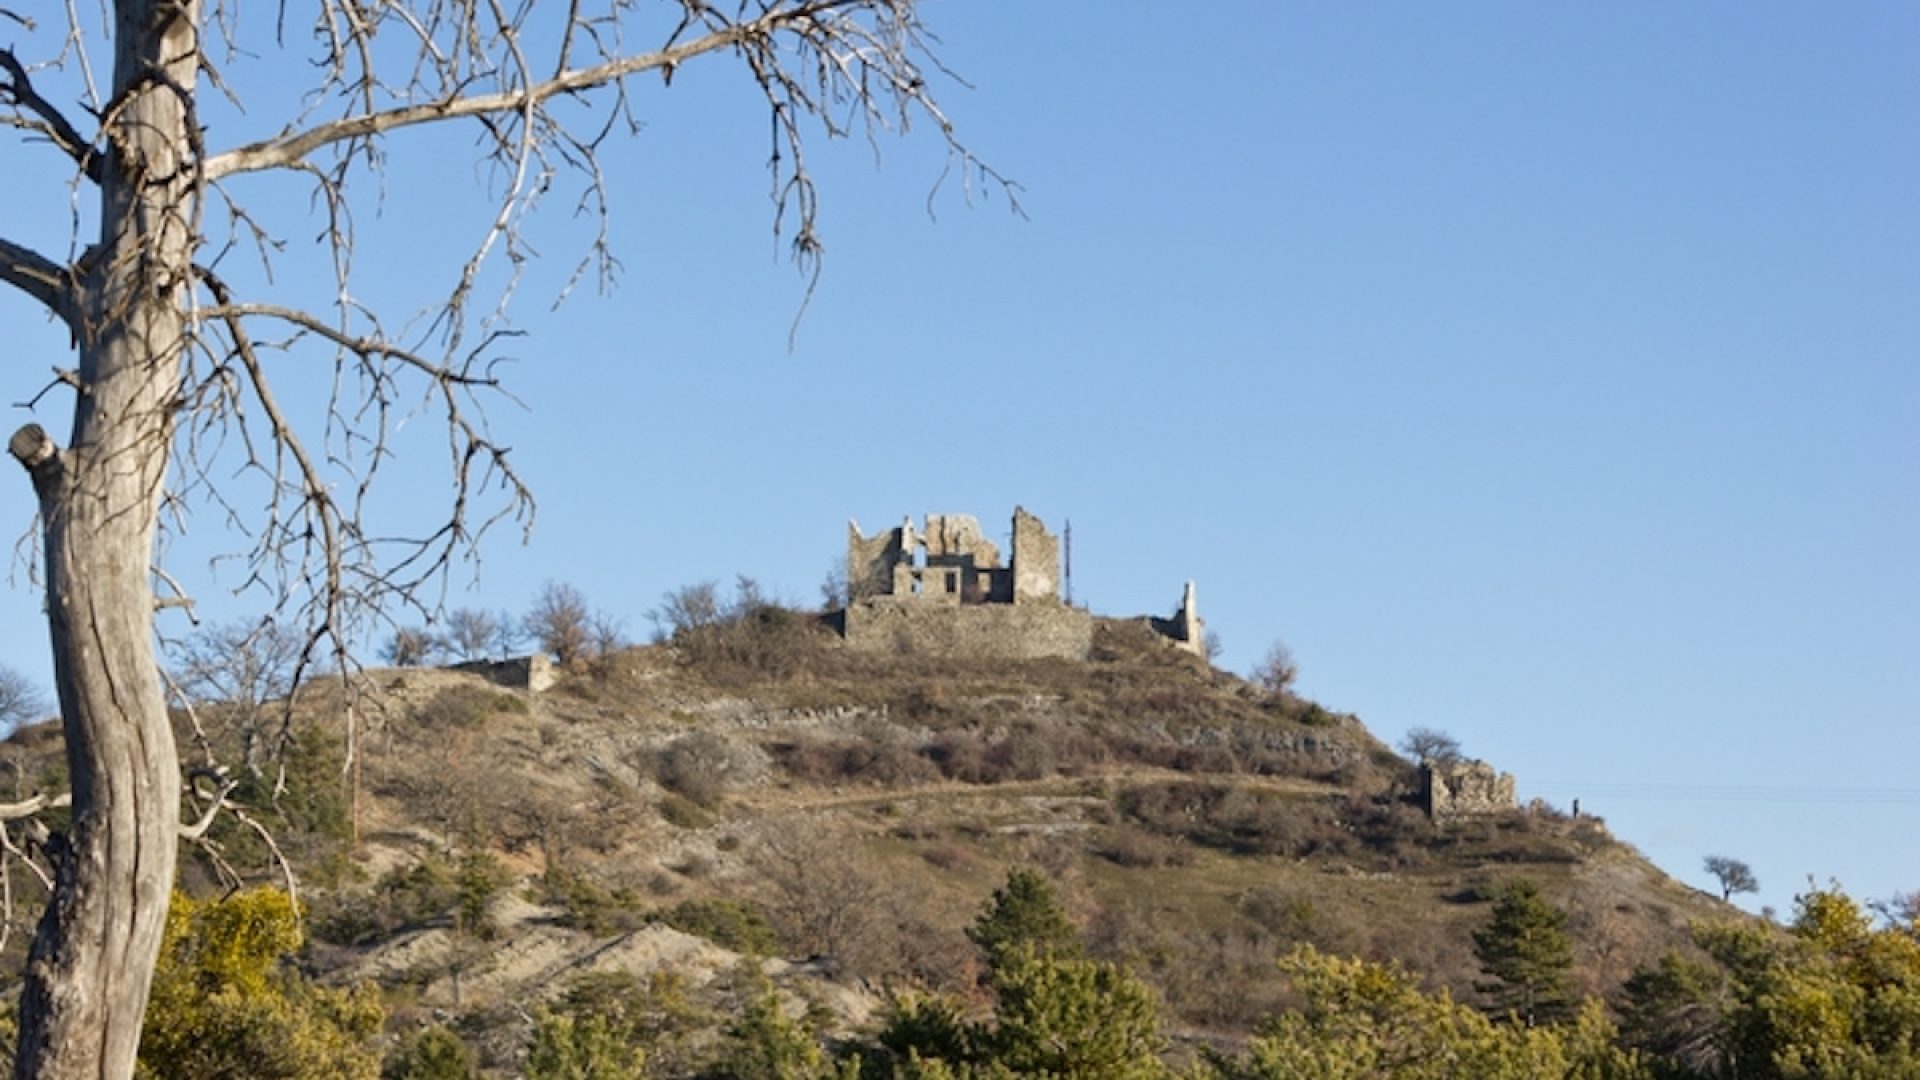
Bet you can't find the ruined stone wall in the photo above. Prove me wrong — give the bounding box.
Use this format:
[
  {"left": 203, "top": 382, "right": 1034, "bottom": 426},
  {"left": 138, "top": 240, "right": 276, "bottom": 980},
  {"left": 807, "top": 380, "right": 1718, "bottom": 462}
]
[
  {"left": 1010, "top": 506, "right": 1061, "bottom": 604},
  {"left": 449, "top": 653, "right": 556, "bottom": 693},
  {"left": 1147, "top": 581, "right": 1206, "bottom": 656},
  {"left": 848, "top": 520, "right": 909, "bottom": 601},
  {"left": 844, "top": 600, "right": 1094, "bottom": 660},
  {"left": 923, "top": 513, "right": 1000, "bottom": 570},
  {"left": 1421, "top": 759, "right": 1518, "bottom": 819}
]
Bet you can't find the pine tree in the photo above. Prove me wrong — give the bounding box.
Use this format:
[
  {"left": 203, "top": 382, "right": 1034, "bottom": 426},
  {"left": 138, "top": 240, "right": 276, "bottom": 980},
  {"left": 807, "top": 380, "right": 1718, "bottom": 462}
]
[
  {"left": 1472, "top": 879, "right": 1575, "bottom": 1027},
  {"left": 966, "top": 868, "right": 1080, "bottom": 963},
  {"left": 985, "top": 945, "right": 1169, "bottom": 1080}
]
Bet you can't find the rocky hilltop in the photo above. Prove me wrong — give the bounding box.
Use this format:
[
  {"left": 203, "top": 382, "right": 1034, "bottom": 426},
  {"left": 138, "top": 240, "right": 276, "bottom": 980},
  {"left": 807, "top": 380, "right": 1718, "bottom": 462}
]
[{"left": 1, "top": 613, "right": 1739, "bottom": 1073}]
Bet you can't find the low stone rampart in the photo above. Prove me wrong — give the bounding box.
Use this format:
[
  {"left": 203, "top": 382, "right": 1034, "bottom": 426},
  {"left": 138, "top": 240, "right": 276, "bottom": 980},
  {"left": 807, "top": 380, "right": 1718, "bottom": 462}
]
[
  {"left": 449, "top": 653, "right": 556, "bottom": 693},
  {"left": 843, "top": 600, "right": 1093, "bottom": 660}
]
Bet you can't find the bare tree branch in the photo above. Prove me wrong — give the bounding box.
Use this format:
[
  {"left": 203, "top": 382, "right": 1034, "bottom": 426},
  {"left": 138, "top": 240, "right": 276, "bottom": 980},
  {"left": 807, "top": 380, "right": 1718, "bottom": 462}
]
[
  {"left": 0, "top": 236, "right": 73, "bottom": 327},
  {"left": 0, "top": 45, "right": 101, "bottom": 180},
  {"left": 204, "top": 8, "right": 805, "bottom": 182},
  {"left": 0, "top": 791, "right": 71, "bottom": 821},
  {"left": 3, "top": 1, "right": 1012, "bottom": 1069},
  {"left": 178, "top": 767, "right": 239, "bottom": 842}
]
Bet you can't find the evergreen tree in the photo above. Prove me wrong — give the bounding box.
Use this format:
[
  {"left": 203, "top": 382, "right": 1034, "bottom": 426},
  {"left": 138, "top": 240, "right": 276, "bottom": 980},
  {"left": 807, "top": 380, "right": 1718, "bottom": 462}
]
[
  {"left": 984, "top": 944, "right": 1169, "bottom": 1080},
  {"left": 967, "top": 868, "right": 1080, "bottom": 962},
  {"left": 1472, "top": 879, "right": 1576, "bottom": 1027},
  {"left": 1618, "top": 951, "right": 1732, "bottom": 1078},
  {"left": 715, "top": 968, "right": 835, "bottom": 1080}
]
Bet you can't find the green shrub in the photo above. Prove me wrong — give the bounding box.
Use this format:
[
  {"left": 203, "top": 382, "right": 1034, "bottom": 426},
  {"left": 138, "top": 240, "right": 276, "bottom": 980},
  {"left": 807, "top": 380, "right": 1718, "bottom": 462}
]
[
  {"left": 658, "top": 792, "right": 715, "bottom": 830},
  {"left": 657, "top": 898, "right": 780, "bottom": 956},
  {"left": 141, "top": 889, "right": 384, "bottom": 1080},
  {"left": 384, "top": 1025, "right": 477, "bottom": 1080}
]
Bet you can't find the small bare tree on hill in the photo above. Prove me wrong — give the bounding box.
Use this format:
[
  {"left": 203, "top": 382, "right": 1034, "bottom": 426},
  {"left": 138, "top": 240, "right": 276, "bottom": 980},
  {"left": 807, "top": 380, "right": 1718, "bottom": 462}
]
[
  {"left": 1251, "top": 639, "right": 1299, "bottom": 695},
  {"left": 0, "top": 2, "right": 1008, "bottom": 1073},
  {"left": 384, "top": 627, "right": 446, "bottom": 668},
  {"left": 1703, "top": 855, "right": 1759, "bottom": 902},
  {"left": 0, "top": 665, "right": 51, "bottom": 734},
  {"left": 167, "top": 619, "right": 305, "bottom": 781},
  {"left": 446, "top": 608, "right": 504, "bottom": 662},
  {"left": 1399, "top": 727, "right": 1464, "bottom": 766},
  {"left": 527, "top": 582, "right": 596, "bottom": 666}
]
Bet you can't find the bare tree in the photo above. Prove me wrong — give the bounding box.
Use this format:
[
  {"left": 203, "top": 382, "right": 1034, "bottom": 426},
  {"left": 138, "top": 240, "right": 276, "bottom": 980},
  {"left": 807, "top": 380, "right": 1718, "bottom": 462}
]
[
  {"left": 1871, "top": 890, "right": 1919, "bottom": 937},
  {"left": 0, "top": 2, "right": 1006, "bottom": 1073},
  {"left": 0, "top": 665, "right": 50, "bottom": 733},
  {"left": 383, "top": 626, "right": 445, "bottom": 668},
  {"left": 446, "top": 608, "right": 502, "bottom": 661},
  {"left": 490, "top": 610, "right": 530, "bottom": 659},
  {"left": 166, "top": 619, "right": 305, "bottom": 780},
  {"left": 1703, "top": 855, "right": 1759, "bottom": 902},
  {"left": 527, "top": 582, "right": 595, "bottom": 665},
  {"left": 1399, "top": 727, "right": 1463, "bottom": 766},
  {"left": 650, "top": 580, "right": 725, "bottom": 641},
  {"left": 1250, "top": 639, "right": 1298, "bottom": 694}
]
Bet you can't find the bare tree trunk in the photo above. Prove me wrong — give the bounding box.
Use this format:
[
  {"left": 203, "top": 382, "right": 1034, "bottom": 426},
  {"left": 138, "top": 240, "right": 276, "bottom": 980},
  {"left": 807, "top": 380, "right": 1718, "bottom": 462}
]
[{"left": 9, "top": 3, "right": 198, "bottom": 1076}]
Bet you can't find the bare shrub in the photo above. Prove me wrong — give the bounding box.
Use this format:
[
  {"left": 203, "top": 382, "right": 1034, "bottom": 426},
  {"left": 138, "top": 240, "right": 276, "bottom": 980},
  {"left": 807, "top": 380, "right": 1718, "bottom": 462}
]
[
  {"left": 982, "top": 732, "right": 1057, "bottom": 782},
  {"left": 653, "top": 731, "right": 766, "bottom": 807},
  {"left": 413, "top": 686, "right": 519, "bottom": 730},
  {"left": 925, "top": 731, "right": 992, "bottom": 783},
  {"left": 1118, "top": 781, "right": 1348, "bottom": 858},
  {"left": 746, "top": 816, "right": 977, "bottom": 987},
  {"left": 650, "top": 581, "right": 724, "bottom": 640},
  {"left": 1238, "top": 886, "right": 1321, "bottom": 943},
  {"left": 1250, "top": 639, "right": 1300, "bottom": 695},
  {"left": 748, "top": 821, "right": 894, "bottom": 972},
  {"left": 920, "top": 844, "right": 975, "bottom": 872},
  {"left": 384, "top": 626, "right": 445, "bottom": 667},
  {"left": 772, "top": 735, "right": 938, "bottom": 788},
  {"left": 1097, "top": 826, "right": 1192, "bottom": 869}
]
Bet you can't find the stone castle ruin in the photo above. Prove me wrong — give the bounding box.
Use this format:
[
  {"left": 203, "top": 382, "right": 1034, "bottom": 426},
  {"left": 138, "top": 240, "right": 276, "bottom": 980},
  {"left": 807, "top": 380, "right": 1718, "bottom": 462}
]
[
  {"left": 1420, "top": 758, "right": 1518, "bottom": 820},
  {"left": 842, "top": 507, "right": 1204, "bottom": 661}
]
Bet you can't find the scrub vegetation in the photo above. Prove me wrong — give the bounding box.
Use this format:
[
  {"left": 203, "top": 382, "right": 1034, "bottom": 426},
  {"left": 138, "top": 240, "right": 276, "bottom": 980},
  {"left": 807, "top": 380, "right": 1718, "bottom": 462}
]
[{"left": 0, "top": 591, "right": 1911, "bottom": 1077}]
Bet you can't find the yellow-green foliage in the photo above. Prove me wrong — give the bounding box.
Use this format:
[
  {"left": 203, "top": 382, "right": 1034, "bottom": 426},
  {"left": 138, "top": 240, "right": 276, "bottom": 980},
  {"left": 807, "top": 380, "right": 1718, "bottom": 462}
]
[
  {"left": 984, "top": 944, "right": 1169, "bottom": 1080},
  {"left": 137, "top": 888, "right": 382, "bottom": 1080},
  {"left": 1705, "top": 887, "right": 1920, "bottom": 1079},
  {"left": 526, "top": 1009, "right": 649, "bottom": 1080},
  {"left": 1211, "top": 945, "right": 1645, "bottom": 1080}
]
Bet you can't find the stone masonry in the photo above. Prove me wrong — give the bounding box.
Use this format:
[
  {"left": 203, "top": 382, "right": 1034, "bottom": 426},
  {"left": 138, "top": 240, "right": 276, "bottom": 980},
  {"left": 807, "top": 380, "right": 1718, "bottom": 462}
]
[
  {"left": 1421, "top": 758, "right": 1518, "bottom": 820},
  {"left": 844, "top": 508, "right": 1089, "bottom": 659},
  {"left": 450, "top": 653, "right": 557, "bottom": 693},
  {"left": 842, "top": 508, "right": 1199, "bottom": 661}
]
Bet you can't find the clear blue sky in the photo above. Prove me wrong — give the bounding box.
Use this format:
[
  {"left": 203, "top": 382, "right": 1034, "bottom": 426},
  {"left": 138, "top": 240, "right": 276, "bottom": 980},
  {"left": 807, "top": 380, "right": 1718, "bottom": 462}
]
[{"left": 1, "top": 3, "right": 1914, "bottom": 920}]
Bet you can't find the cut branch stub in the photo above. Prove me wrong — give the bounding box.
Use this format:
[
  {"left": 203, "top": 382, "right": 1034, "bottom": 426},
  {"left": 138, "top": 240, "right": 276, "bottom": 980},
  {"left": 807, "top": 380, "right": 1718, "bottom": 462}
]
[{"left": 8, "top": 424, "right": 62, "bottom": 498}]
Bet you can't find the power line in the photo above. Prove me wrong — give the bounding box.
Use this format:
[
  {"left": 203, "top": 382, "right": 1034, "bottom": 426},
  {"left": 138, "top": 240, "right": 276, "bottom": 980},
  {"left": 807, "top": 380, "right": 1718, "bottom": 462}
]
[{"left": 1526, "top": 780, "right": 1920, "bottom": 805}]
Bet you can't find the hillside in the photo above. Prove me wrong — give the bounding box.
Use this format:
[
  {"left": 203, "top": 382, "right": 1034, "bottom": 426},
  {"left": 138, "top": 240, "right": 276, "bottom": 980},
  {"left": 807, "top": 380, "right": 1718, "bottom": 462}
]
[{"left": 0, "top": 614, "right": 1744, "bottom": 1074}]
